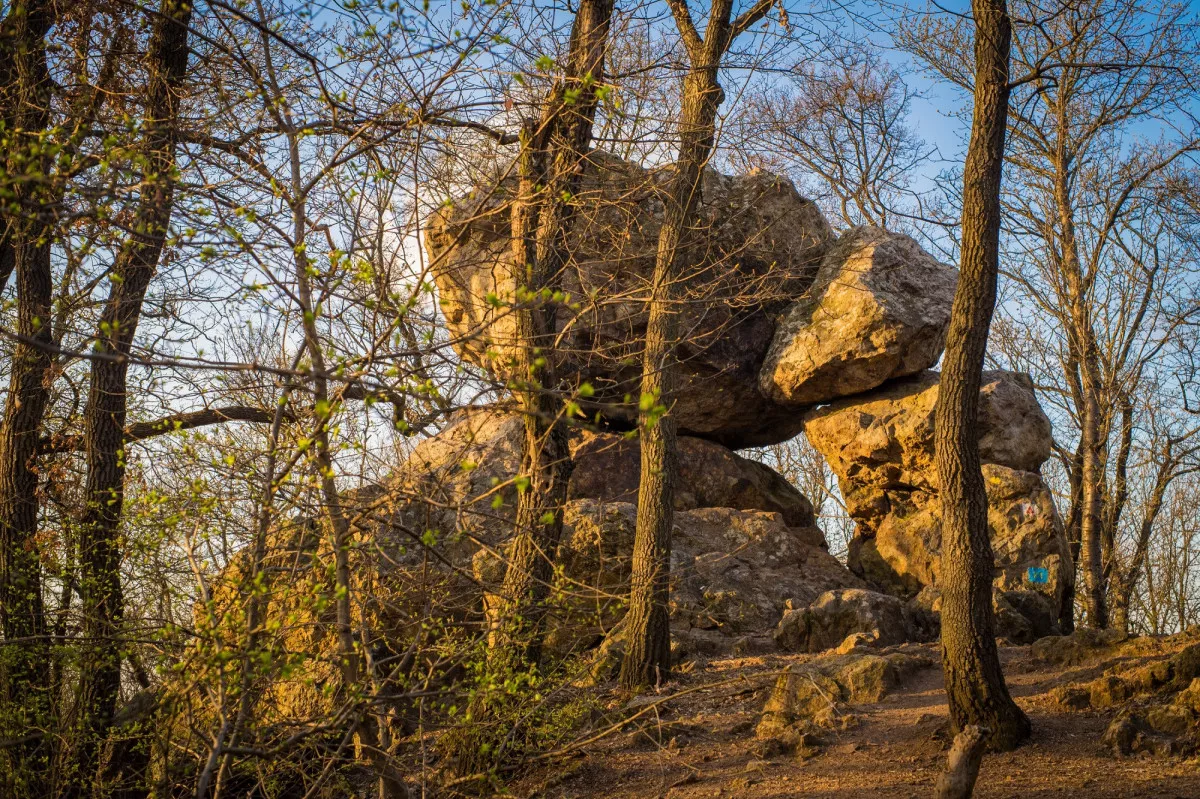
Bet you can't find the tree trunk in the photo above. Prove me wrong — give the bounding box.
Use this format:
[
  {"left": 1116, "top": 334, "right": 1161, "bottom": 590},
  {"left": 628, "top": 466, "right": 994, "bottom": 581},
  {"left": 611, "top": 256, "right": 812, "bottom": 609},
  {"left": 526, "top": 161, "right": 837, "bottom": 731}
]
[
  {"left": 1059, "top": 439, "right": 1084, "bottom": 633},
  {"left": 448, "top": 1, "right": 613, "bottom": 780},
  {"left": 620, "top": 0, "right": 778, "bottom": 688},
  {"left": 619, "top": 297, "right": 679, "bottom": 688},
  {"left": 1049, "top": 101, "right": 1109, "bottom": 630},
  {"left": 0, "top": 2, "right": 58, "bottom": 792},
  {"left": 936, "top": 725, "right": 989, "bottom": 799},
  {"left": 63, "top": 3, "right": 192, "bottom": 793},
  {"left": 1077, "top": 376, "right": 1108, "bottom": 629},
  {"left": 935, "top": 0, "right": 1031, "bottom": 752},
  {"left": 619, "top": 63, "right": 722, "bottom": 689},
  {"left": 492, "top": 0, "right": 613, "bottom": 668}
]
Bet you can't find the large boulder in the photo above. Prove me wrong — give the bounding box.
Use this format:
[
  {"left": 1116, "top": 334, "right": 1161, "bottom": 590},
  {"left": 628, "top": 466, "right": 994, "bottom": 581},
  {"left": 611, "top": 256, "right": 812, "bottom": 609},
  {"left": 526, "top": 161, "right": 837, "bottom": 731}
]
[
  {"left": 668, "top": 505, "right": 854, "bottom": 649},
  {"left": 773, "top": 588, "right": 917, "bottom": 653},
  {"left": 804, "top": 369, "right": 1053, "bottom": 492},
  {"left": 569, "top": 425, "right": 814, "bottom": 527},
  {"left": 804, "top": 370, "right": 1071, "bottom": 620},
  {"left": 537, "top": 501, "right": 863, "bottom": 655},
  {"left": 426, "top": 151, "right": 833, "bottom": 448},
  {"left": 850, "top": 463, "right": 1070, "bottom": 600},
  {"left": 393, "top": 407, "right": 853, "bottom": 654},
  {"left": 398, "top": 407, "right": 818, "bottom": 561},
  {"left": 760, "top": 227, "right": 957, "bottom": 406}
]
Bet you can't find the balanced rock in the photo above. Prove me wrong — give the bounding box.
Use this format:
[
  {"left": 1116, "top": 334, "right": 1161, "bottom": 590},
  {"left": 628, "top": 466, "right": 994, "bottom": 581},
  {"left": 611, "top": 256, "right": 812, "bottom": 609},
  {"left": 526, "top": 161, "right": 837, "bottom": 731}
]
[
  {"left": 760, "top": 227, "right": 957, "bottom": 406},
  {"left": 804, "top": 370, "right": 1071, "bottom": 622},
  {"left": 426, "top": 151, "right": 833, "bottom": 448}
]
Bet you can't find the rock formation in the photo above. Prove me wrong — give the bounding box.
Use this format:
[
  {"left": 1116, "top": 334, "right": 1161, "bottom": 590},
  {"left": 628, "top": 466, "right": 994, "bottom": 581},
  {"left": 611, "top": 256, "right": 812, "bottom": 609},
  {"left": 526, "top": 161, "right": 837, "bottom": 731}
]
[
  {"left": 393, "top": 407, "right": 857, "bottom": 655},
  {"left": 773, "top": 588, "right": 924, "bottom": 654},
  {"left": 760, "top": 226, "right": 957, "bottom": 406},
  {"left": 426, "top": 152, "right": 832, "bottom": 448},
  {"left": 203, "top": 155, "right": 1079, "bottom": 752},
  {"left": 315, "top": 155, "right": 1075, "bottom": 671},
  {"left": 394, "top": 407, "right": 816, "bottom": 564},
  {"left": 804, "top": 369, "right": 1072, "bottom": 626},
  {"left": 756, "top": 648, "right": 935, "bottom": 741}
]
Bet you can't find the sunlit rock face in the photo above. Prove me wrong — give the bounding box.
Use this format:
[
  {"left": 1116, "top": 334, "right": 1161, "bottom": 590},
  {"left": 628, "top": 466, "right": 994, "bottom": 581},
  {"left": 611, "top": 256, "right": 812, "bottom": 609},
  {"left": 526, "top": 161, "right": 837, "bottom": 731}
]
[
  {"left": 426, "top": 151, "right": 832, "bottom": 448},
  {"left": 760, "top": 226, "right": 957, "bottom": 407},
  {"left": 386, "top": 406, "right": 853, "bottom": 656},
  {"left": 803, "top": 369, "right": 1070, "bottom": 623}
]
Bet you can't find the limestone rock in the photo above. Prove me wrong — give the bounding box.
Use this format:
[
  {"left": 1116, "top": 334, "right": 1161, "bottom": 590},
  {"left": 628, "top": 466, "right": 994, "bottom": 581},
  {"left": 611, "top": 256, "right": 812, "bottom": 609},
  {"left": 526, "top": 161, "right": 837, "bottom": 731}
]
[
  {"left": 804, "top": 370, "right": 1069, "bottom": 620},
  {"left": 1102, "top": 712, "right": 1192, "bottom": 758},
  {"left": 839, "top": 655, "right": 903, "bottom": 703},
  {"left": 397, "top": 407, "right": 819, "bottom": 564},
  {"left": 977, "top": 369, "right": 1056, "bottom": 472},
  {"left": 1146, "top": 704, "right": 1194, "bottom": 737},
  {"left": 569, "top": 425, "right": 815, "bottom": 527},
  {"left": 474, "top": 500, "right": 859, "bottom": 658},
  {"left": 573, "top": 502, "right": 855, "bottom": 650},
  {"left": 389, "top": 406, "right": 862, "bottom": 657},
  {"left": 427, "top": 152, "right": 833, "bottom": 447},
  {"left": 1174, "top": 678, "right": 1200, "bottom": 714},
  {"left": 1030, "top": 627, "right": 1128, "bottom": 667},
  {"left": 756, "top": 665, "right": 845, "bottom": 738},
  {"left": 993, "top": 589, "right": 1062, "bottom": 644},
  {"left": 1090, "top": 675, "right": 1135, "bottom": 709},
  {"left": 773, "top": 588, "right": 916, "bottom": 653},
  {"left": 804, "top": 370, "right": 1053, "bottom": 495},
  {"left": 668, "top": 505, "right": 850, "bottom": 642},
  {"left": 757, "top": 650, "right": 934, "bottom": 738},
  {"left": 760, "top": 227, "right": 956, "bottom": 406},
  {"left": 1051, "top": 685, "right": 1092, "bottom": 711}
]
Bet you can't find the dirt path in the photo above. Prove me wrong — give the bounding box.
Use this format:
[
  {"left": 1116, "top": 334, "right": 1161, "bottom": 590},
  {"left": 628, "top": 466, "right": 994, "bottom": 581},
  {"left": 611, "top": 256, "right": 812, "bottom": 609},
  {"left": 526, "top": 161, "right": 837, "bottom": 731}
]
[{"left": 513, "top": 644, "right": 1200, "bottom": 799}]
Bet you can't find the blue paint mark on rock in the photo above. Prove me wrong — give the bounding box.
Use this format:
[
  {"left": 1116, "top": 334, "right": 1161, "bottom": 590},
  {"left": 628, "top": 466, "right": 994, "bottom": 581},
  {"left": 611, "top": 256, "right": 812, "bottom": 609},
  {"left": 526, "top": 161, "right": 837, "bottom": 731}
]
[{"left": 1027, "top": 566, "right": 1049, "bottom": 585}]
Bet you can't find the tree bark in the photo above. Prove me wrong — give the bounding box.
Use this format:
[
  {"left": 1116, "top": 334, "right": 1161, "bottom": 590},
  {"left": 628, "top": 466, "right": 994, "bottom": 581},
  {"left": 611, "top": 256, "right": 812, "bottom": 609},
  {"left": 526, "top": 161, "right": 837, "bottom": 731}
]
[
  {"left": 0, "top": 2, "right": 58, "bottom": 792},
  {"left": 936, "top": 724, "right": 989, "bottom": 799},
  {"left": 620, "top": 0, "right": 774, "bottom": 690},
  {"left": 63, "top": 2, "right": 192, "bottom": 793},
  {"left": 492, "top": 0, "right": 613, "bottom": 668},
  {"left": 935, "top": 0, "right": 1031, "bottom": 752},
  {"left": 1059, "top": 436, "right": 1084, "bottom": 633}
]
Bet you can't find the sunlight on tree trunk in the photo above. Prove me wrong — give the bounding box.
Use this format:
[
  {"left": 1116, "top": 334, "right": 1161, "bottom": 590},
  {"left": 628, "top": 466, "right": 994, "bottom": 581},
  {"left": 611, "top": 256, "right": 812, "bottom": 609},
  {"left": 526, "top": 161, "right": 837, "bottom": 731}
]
[{"left": 935, "top": 0, "right": 1031, "bottom": 752}]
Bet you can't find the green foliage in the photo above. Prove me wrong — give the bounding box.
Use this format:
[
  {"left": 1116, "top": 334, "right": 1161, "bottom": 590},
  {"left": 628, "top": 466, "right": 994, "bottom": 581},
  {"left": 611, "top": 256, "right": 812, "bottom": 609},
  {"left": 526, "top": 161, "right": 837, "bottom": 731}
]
[{"left": 436, "top": 631, "right": 604, "bottom": 785}]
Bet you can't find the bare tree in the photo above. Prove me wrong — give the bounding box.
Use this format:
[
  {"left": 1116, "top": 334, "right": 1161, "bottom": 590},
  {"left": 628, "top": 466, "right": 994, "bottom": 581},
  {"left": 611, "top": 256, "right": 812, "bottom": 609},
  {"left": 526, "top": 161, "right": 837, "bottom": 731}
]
[
  {"left": 934, "top": 0, "right": 1031, "bottom": 751},
  {"left": 732, "top": 45, "right": 938, "bottom": 233},
  {"left": 907, "top": 0, "right": 1200, "bottom": 632},
  {"left": 619, "top": 0, "right": 779, "bottom": 690}
]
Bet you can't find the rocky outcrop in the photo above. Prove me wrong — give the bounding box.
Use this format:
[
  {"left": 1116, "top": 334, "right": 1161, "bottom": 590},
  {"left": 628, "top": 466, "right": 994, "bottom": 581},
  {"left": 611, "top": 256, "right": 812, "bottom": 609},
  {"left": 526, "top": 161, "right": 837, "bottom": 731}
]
[
  {"left": 773, "top": 588, "right": 920, "bottom": 653},
  {"left": 804, "top": 370, "right": 1070, "bottom": 625},
  {"left": 760, "top": 227, "right": 957, "bottom": 406},
  {"left": 804, "top": 370, "right": 1053, "bottom": 490},
  {"left": 1041, "top": 631, "right": 1200, "bottom": 757},
  {"left": 396, "top": 407, "right": 816, "bottom": 562},
  {"left": 389, "top": 407, "right": 865, "bottom": 656},
  {"left": 427, "top": 152, "right": 833, "bottom": 448},
  {"left": 756, "top": 649, "right": 936, "bottom": 743},
  {"left": 517, "top": 500, "right": 864, "bottom": 658}
]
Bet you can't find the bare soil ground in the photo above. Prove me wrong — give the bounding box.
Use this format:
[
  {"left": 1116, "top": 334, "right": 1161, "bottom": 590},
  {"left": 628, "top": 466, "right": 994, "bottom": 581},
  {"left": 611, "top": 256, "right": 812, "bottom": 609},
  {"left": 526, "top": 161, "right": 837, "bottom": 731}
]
[{"left": 511, "top": 642, "right": 1200, "bottom": 799}]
